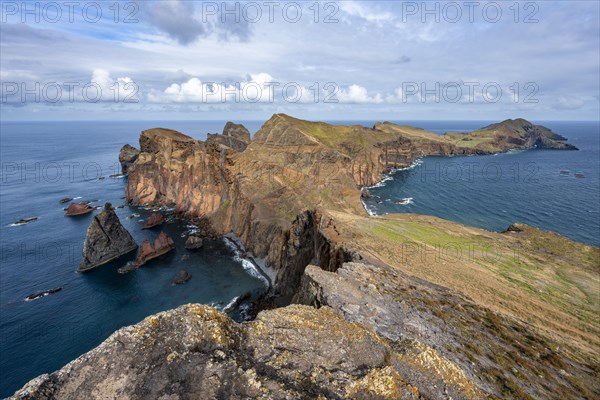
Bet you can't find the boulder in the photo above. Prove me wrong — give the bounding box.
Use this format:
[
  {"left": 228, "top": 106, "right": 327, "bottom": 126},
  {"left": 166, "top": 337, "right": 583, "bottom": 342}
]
[
  {"left": 78, "top": 203, "right": 138, "bottom": 272},
  {"left": 184, "top": 235, "right": 203, "bottom": 250},
  {"left": 143, "top": 213, "right": 164, "bottom": 229},
  {"left": 65, "top": 203, "right": 95, "bottom": 216},
  {"left": 119, "top": 144, "right": 140, "bottom": 174},
  {"left": 173, "top": 270, "right": 192, "bottom": 285}
]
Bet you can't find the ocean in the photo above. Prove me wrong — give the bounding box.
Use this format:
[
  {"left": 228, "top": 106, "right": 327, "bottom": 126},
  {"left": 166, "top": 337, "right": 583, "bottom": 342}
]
[
  {"left": 361, "top": 121, "right": 600, "bottom": 248},
  {"left": 0, "top": 119, "right": 598, "bottom": 397}
]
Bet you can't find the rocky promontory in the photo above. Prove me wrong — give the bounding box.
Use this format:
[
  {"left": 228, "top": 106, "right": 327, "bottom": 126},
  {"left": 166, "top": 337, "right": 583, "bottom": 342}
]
[
  {"left": 118, "top": 143, "right": 140, "bottom": 174},
  {"left": 78, "top": 203, "right": 137, "bottom": 272},
  {"left": 15, "top": 116, "right": 595, "bottom": 399}
]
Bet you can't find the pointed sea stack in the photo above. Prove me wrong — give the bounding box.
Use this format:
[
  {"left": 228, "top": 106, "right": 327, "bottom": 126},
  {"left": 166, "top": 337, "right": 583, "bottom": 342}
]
[{"left": 78, "top": 203, "right": 138, "bottom": 272}]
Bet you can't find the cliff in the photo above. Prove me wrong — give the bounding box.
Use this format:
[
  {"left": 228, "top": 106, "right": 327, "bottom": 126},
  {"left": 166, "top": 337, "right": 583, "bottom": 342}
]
[
  {"left": 124, "top": 115, "right": 578, "bottom": 296},
  {"left": 14, "top": 116, "right": 595, "bottom": 399}
]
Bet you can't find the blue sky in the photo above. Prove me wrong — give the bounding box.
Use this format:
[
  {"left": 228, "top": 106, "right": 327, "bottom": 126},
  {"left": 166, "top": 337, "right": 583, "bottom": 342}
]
[{"left": 1, "top": 0, "right": 599, "bottom": 121}]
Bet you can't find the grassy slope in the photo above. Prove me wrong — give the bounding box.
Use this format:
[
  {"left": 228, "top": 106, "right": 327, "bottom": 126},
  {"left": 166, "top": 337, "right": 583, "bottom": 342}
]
[{"left": 327, "top": 210, "right": 600, "bottom": 364}]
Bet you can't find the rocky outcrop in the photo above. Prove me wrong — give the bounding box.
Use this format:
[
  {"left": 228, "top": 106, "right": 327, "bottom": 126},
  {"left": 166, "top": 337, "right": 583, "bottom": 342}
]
[
  {"left": 118, "top": 144, "right": 140, "bottom": 174},
  {"left": 173, "top": 270, "right": 192, "bottom": 285},
  {"left": 78, "top": 203, "right": 138, "bottom": 272},
  {"left": 10, "top": 304, "right": 487, "bottom": 400},
  {"left": 206, "top": 121, "right": 251, "bottom": 151},
  {"left": 293, "top": 262, "right": 598, "bottom": 399},
  {"left": 142, "top": 212, "right": 164, "bottom": 229},
  {"left": 65, "top": 203, "right": 95, "bottom": 216},
  {"left": 118, "top": 231, "right": 175, "bottom": 273}
]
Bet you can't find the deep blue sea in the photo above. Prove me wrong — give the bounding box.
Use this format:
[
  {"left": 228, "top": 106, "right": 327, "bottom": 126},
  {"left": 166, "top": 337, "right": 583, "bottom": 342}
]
[
  {"left": 362, "top": 121, "right": 600, "bottom": 247},
  {"left": 0, "top": 120, "right": 267, "bottom": 397},
  {"left": 0, "top": 119, "right": 598, "bottom": 397}
]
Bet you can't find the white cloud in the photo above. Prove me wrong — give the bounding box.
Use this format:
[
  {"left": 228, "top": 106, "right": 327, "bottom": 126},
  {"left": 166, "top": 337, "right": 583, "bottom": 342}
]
[
  {"left": 89, "top": 69, "right": 138, "bottom": 102},
  {"left": 337, "top": 84, "right": 383, "bottom": 104},
  {"left": 148, "top": 73, "right": 277, "bottom": 104},
  {"left": 339, "top": 1, "right": 394, "bottom": 24}
]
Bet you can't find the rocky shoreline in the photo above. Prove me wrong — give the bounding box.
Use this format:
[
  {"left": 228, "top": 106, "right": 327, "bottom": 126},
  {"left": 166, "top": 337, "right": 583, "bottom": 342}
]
[{"left": 12, "top": 116, "right": 598, "bottom": 399}]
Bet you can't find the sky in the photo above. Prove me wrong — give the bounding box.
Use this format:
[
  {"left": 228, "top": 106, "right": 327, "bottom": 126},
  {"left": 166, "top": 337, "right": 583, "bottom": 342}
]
[{"left": 1, "top": 0, "right": 599, "bottom": 121}]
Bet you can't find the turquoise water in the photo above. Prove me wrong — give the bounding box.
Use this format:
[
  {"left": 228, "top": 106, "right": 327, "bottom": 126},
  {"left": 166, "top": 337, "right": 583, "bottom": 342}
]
[{"left": 0, "top": 119, "right": 598, "bottom": 397}]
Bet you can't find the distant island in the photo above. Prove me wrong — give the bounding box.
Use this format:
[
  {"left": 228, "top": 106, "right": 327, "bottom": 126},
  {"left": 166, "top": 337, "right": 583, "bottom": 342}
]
[{"left": 13, "top": 116, "right": 598, "bottom": 400}]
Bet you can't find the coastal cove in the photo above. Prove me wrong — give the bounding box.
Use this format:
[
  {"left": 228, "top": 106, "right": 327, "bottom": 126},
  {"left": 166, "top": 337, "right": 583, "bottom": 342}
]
[
  {"left": 363, "top": 120, "right": 600, "bottom": 247},
  {"left": 1, "top": 118, "right": 598, "bottom": 398}
]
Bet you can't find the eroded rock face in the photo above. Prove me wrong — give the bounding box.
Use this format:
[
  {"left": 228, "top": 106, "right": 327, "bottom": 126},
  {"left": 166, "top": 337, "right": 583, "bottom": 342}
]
[
  {"left": 10, "top": 304, "right": 485, "bottom": 400},
  {"left": 78, "top": 203, "right": 137, "bottom": 272},
  {"left": 142, "top": 212, "right": 164, "bottom": 229},
  {"left": 119, "top": 231, "right": 175, "bottom": 273},
  {"left": 118, "top": 144, "right": 140, "bottom": 174}
]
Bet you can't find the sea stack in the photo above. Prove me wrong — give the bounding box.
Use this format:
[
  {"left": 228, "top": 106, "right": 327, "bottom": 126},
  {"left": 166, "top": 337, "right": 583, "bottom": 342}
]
[{"left": 78, "top": 203, "right": 138, "bottom": 272}]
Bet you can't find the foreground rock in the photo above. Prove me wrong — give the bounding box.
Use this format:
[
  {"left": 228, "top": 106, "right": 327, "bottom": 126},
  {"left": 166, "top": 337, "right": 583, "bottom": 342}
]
[
  {"left": 25, "top": 287, "right": 61, "bottom": 301},
  {"left": 142, "top": 212, "right": 164, "bottom": 229},
  {"left": 206, "top": 121, "right": 251, "bottom": 151},
  {"left": 119, "top": 143, "right": 140, "bottom": 174},
  {"left": 78, "top": 203, "right": 138, "bottom": 272},
  {"left": 11, "top": 304, "right": 486, "bottom": 400},
  {"left": 118, "top": 231, "right": 175, "bottom": 273},
  {"left": 184, "top": 235, "right": 203, "bottom": 250},
  {"left": 172, "top": 270, "right": 192, "bottom": 285},
  {"left": 64, "top": 203, "right": 95, "bottom": 216}
]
